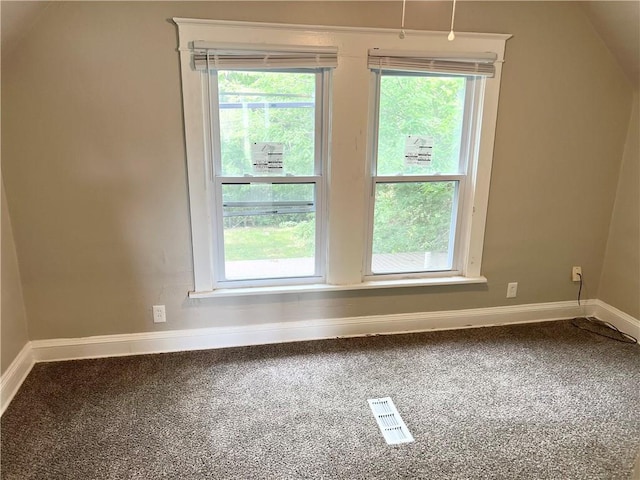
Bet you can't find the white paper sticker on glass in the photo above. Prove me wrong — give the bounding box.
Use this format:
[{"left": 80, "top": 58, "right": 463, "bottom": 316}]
[
  {"left": 252, "top": 142, "right": 284, "bottom": 174},
  {"left": 404, "top": 136, "right": 433, "bottom": 166}
]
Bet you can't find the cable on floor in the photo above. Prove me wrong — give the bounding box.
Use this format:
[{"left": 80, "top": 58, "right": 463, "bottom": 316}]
[{"left": 571, "top": 272, "right": 637, "bottom": 344}]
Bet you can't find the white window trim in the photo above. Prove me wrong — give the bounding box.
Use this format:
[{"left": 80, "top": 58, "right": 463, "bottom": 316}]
[
  {"left": 188, "top": 275, "right": 488, "bottom": 299},
  {"left": 174, "top": 18, "right": 511, "bottom": 296}
]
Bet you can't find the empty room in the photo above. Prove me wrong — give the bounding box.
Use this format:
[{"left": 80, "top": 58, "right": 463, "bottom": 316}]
[{"left": 1, "top": 1, "right": 639, "bottom": 478}]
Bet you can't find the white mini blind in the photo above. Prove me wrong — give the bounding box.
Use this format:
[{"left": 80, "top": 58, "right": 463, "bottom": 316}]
[
  {"left": 368, "top": 49, "right": 497, "bottom": 77},
  {"left": 193, "top": 41, "right": 338, "bottom": 70}
]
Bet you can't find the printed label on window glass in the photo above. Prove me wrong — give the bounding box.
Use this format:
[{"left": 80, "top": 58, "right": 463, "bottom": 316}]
[
  {"left": 404, "top": 136, "right": 433, "bottom": 166},
  {"left": 252, "top": 142, "right": 284, "bottom": 175}
]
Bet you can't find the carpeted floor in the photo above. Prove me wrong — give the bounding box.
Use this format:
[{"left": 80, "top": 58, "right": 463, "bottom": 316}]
[{"left": 1, "top": 320, "right": 639, "bottom": 479}]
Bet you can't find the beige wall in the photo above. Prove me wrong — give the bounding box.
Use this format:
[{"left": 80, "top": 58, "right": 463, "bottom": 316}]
[
  {"left": 1, "top": 2, "right": 633, "bottom": 340},
  {"left": 1, "top": 181, "right": 30, "bottom": 374},
  {"left": 599, "top": 95, "right": 639, "bottom": 318}
]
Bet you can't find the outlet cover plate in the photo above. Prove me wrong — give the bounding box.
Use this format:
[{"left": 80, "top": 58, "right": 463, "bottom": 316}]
[
  {"left": 152, "top": 305, "right": 166, "bottom": 323},
  {"left": 572, "top": 266, "right": 582, "bottom": 282}
]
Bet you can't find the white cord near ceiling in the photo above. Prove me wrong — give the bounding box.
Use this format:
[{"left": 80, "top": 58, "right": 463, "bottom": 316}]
[
  {"left": 399, "top": 0, "right": 458, "bottom": 41},
  {"left": 448, "top": 0, "right": 457, "bottom": 41},
  {"left": 399, "top": 0, "right": 407, "bottom": 39}
]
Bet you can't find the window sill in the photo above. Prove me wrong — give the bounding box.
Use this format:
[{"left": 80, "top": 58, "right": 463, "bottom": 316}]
[{"left": 188, "top": 275, "right": 487, "bottom": 299}]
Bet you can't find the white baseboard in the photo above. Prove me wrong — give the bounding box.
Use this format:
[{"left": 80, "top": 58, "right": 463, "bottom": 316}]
[
  {"left": 0, "top": 342, "right": 34, "bottom": 416},
  {"left": 589, "top": 300, "right": 640, "bottom": 339},
  {"left": 3, "top": 298, "right": 636, "bottom": 416},
  {"left": 30, "top": 300, "right": 587, "bottom": 363}
]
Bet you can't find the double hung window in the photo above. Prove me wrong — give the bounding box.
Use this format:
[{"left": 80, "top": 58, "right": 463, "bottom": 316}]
[
  {"left": 195, "top": 45, "right": 335, "bottom": 288},
  {"left": 365, "top": 51, "right": 496, "bottom": 279},
  {"left": 175, "top": 20, "right": 509, "bottom": 295}
]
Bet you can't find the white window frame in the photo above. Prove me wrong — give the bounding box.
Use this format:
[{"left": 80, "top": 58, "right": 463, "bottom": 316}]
[
  {"left": 364, "top": 71, "right": 486, "bottom": 281},
  {"left": 174, "top": 18, "right": 510, "bottom": 297}
]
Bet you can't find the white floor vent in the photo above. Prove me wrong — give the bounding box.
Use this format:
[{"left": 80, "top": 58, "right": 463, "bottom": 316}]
[{"left": 368, "top": 397, "right": 414, "bottom": 445}]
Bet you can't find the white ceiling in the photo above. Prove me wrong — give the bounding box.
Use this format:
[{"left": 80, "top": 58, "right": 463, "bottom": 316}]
[{"left": 1, "top": 1, "right": 638, "bottom": 88}]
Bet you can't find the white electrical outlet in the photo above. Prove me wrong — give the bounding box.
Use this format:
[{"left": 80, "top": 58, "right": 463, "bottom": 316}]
[
  {"left": 572, "top": 266, "right": 582, "bottom": 282},
  {"left": 506, "top": 282, "right": 518, "bottom": 298},
  {"left": 152, "top": 305, "right": 166, "bottom": 323}
]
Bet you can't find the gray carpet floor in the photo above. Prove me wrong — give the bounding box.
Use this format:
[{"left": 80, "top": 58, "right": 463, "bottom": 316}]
[{"left": 1, "top": 320, "right": 639, "bottom": 479}]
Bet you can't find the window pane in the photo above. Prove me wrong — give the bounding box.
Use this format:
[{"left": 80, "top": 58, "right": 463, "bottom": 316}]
[
  {"left": 222, "top": 183, "right": 316, "bottom": 280},
  {"left": 372, "top": 182, "right": 456, "bottom": 274},
  {"left": 218, "top": 71, "right": 316, "bottom": 176},
  {"left": 377, "top": 75, "right": 466, "bottom": 176}
]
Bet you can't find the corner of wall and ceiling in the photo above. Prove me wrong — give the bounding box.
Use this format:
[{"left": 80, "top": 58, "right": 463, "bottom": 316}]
[{"left": 578, "top": 0, "right": 640, "bottom": 91}]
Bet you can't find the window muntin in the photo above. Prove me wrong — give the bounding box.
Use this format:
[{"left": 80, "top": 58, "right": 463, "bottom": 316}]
[
  {"left": 367, "top": 71, "right": 479, "bottom": 278},
  {"left": 209, "top": 69, "right": 328, "bottom": 287}
]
